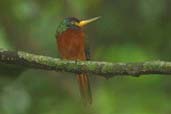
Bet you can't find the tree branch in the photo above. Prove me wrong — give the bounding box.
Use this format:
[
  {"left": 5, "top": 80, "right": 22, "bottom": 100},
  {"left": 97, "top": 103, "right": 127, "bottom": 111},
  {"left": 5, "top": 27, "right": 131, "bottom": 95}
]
[{"left": 0, "top": 49, "right": 171, "bottom": 78}]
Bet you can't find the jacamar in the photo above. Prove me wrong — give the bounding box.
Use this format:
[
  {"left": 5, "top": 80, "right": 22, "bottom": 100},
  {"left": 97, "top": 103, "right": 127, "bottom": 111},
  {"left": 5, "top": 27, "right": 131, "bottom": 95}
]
[{"left": 56, "top": 17, "right": 100, "bottom": 104}]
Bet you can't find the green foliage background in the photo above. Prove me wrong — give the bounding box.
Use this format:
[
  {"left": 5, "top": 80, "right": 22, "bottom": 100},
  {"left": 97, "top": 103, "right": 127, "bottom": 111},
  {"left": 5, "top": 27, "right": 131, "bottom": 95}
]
[{"left": 0, "top": 0, "right": 171, "bottom": 114}]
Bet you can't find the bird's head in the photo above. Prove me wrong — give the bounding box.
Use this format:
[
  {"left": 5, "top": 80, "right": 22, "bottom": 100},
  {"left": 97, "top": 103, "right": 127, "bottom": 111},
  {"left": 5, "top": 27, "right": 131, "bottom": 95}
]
[
  {"left": 63, "top": 16, "right": 100, "bottom": 29},
  {"left": 56, "top": 16, "right": 100, "bottom": 35}
]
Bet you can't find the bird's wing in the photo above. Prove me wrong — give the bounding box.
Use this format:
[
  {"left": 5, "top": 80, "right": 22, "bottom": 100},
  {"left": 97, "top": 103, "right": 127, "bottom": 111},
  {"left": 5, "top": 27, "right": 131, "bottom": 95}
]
[{"left": 85, "top": 40, "right": 91, "bottom": 60}]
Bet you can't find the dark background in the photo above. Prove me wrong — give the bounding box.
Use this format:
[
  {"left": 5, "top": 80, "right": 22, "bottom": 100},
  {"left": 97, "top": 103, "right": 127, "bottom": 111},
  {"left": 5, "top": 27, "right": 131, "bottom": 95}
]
[{"left": 0, "top": 0, "right": 171, "bottom": 114}]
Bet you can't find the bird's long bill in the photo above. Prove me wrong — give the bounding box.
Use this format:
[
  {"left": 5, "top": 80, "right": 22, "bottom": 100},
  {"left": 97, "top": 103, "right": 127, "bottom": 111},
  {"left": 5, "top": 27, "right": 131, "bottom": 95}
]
[{"left": 78, "top": 16, "right": 101, "bottom": 27}]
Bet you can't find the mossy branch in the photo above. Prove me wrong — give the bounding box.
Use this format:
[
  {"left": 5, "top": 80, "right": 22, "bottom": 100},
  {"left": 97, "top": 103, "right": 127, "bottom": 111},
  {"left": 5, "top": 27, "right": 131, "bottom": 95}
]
[{"left": 0, "top": 49, "right": 171, "bottom": 78}]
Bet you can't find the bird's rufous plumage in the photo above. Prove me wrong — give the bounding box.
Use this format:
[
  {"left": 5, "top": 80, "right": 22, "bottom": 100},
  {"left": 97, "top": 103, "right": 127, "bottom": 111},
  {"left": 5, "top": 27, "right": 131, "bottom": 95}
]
[{"left": 56, "top": 17, "right": 100, "bottom": 104}]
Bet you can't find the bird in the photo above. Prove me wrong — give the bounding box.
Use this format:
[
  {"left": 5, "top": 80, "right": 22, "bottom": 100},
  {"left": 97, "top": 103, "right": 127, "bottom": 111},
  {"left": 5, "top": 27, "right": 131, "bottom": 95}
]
[{"left": 56, "top": 16, "right": 100, "bottom": 104}]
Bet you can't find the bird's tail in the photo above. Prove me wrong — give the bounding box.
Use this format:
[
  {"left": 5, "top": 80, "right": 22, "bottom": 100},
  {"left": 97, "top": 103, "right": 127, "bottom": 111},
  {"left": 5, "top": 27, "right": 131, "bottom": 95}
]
[{"left": 77, "top": 74, "right": 92, "bottom": 104}]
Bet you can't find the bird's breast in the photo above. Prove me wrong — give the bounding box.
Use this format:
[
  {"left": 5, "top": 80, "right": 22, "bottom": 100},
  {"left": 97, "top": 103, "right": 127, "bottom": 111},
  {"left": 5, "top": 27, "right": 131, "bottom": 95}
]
[{"left": 57, "top": 29, "right": 86, "bottom": 60}]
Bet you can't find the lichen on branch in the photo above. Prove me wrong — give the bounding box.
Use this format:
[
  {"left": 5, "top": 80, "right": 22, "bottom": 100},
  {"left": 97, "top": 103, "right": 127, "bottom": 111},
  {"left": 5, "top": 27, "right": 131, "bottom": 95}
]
[{"left": 0, "top": 49, "right": 171, "bottom": 78}]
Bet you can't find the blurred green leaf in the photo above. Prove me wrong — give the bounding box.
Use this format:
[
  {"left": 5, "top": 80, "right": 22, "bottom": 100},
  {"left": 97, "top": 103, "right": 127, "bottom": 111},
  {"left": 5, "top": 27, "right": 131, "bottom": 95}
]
[
  {"left": 0, "top": 27, "right": 11, "bottom": 49},
  {"left": 95, "top": 44, "right": 156, "bottom": 62}
]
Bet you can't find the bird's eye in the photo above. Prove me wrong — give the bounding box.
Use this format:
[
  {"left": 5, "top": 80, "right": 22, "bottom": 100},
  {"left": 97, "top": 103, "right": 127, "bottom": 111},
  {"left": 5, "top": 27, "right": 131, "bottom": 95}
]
[{"left": 71, "top": 21, "right": 75, "bottom": 25}]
